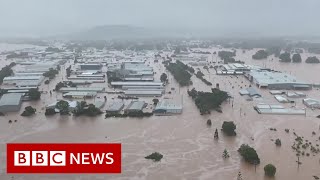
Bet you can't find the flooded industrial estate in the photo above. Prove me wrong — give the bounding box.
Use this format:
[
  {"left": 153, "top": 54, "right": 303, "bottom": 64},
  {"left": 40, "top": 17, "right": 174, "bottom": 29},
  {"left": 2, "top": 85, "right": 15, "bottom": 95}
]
[{"left": 0, "top": 42, "right": 319, "bottom": 180}]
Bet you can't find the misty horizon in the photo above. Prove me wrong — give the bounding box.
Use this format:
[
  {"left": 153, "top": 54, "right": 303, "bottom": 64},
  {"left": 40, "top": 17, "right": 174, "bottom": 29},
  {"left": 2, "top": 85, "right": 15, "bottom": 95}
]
[{"left": 1, "top": 0, "right": 320, "bottom": 38}]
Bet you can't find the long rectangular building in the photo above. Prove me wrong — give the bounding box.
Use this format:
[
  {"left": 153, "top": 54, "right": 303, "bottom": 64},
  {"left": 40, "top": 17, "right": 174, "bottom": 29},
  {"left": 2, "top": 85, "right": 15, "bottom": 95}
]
[
  {"left": 246, "top": 70, "right": 312, "bottom": 90},
  {"left": 111, "top": 81, "right": 163, "bottom": 88}
]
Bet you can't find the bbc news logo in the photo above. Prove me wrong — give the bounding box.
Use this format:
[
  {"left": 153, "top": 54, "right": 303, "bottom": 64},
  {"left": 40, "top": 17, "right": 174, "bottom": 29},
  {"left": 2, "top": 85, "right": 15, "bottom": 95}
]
[{"left": 7, "top": 143, "right": 121, "bottom": 173}]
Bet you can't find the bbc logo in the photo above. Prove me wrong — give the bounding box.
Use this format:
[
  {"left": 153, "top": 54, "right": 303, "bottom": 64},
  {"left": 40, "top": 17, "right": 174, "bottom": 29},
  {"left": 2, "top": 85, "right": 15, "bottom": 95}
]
[{"left": 14, "top": 151, "right": 66, "bottom": 166}]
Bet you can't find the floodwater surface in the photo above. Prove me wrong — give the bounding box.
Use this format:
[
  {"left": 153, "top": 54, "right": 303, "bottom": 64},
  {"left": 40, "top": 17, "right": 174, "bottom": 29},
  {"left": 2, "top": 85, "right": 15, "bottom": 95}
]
[{"left": 0, "top": 44, "right": 320, "bottom": 180}]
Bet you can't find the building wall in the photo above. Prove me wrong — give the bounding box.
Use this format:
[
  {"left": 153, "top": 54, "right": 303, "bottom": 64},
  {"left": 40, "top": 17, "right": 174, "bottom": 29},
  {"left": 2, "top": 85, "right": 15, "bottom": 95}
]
[{"left": 0, "top": 104, "right": 22, "bottom": 112}]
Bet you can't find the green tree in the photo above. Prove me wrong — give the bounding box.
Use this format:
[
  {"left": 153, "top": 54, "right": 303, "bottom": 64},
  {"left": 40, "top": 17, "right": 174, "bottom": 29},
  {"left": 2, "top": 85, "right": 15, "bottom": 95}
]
[
  {"left": 292, "top": 53, "right": 302, "bottom": 63},
  {"left": 279, "top": 52, "right": 291, "bottom": 62},
  {"left": 145, "top": 152, "right": 163, "bottom": 162},
  {"left": 252, "top": 50, "right": 269, "bottom": 60},
  {"left": 306, "top": 56, "right": 320, "bottom": 64},
  {"left": 222, "top": 149, "right": 230, "bottom": 159},
  {"left": 238, "top": 144, "right": 260, "bottom": 164},
  {"left": 45, "top": 108, "right": 56, "bottom": 116},
  {"left": 222, "top": 121, "right": 236, "bottom": 136},
  {"left": 264, "top": 164, "right": 276, "bottom": 177},
  {"left": 153, "top": 98, "right": 159, "bottom": 105},
  {"left": 28, "top": 89, "right": 41, "bottom": 100},
  {"left": 275, "top": 139, "right": 281, "bottom": 146},
  {"left": 160, "top": 73, "right": 168, "bottom": 83},
  {"left": 21, "top": 106, "right": 36, "bottom": 116},
  {"left": 56, "top": 100, "right": 69, "bottom": 115}
]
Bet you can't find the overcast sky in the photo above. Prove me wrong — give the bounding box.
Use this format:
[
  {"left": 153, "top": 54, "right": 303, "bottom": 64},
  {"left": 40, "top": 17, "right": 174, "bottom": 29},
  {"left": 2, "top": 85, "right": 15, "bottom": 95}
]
[{"left": 0, "top": 0, "right": 320, "bottom": 37}]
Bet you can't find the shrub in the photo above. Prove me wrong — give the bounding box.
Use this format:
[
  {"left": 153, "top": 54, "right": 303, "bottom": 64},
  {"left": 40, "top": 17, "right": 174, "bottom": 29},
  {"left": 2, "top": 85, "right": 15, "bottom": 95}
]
[
  {"left": 264, "top": 164, "right": 276, "bottom": 177},
  {"left": 275, "top": 139, "right": 281, "bottom": 146},
  {"left": 238, "top": 144, "right": 260, "bottom": 164},
  {"left": 145, "top": 152, "right": 163, "bottom": 162},
  {"left": 21, "top": 106, "right": 36, "bottom": 116},
  {"left": 222, "top": 121, "right": 236, "bottom": 136}
]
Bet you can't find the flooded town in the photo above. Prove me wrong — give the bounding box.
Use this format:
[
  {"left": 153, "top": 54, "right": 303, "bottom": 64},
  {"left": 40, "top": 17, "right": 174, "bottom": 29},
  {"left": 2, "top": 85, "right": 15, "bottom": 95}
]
[{"left": 1, "top": 0, "right": 320, "bottom": 180}]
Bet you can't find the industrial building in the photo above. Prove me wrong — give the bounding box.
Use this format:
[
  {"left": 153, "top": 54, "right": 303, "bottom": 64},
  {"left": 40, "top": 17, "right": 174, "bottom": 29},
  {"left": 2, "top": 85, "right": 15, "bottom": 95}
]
[
  {"left": 107, "top": 62, "right": 154, "bottom": 81},
  {"left": 239, "top": 87, "right": 261, "bottom": 97},
  {"left": 217, "top": 63, "right": 268, "bottom": 75},
  {"left": 154, "top": 100, "right": 182, "bottom": 115},
  {"left": 79, "top": 64, "right": 102, "bottom": 70},
  {"left": 111, "top": 81, "right": 163, "bottom": 88},
  {"left": 106, "top": 102, "right": 125, "bottom": 113},
  {"left": 303, "top": 98, "right": 320, "bottom": 109},
  {"left": 3, "top": 76, "right": 44, "bottom": 86},
  {"left": 0, "top": 93, "right": 23, "bottom": 112},
  {"left": 246, "top": 70, "right": 312, "bottom": 90},
  {"left": 124, "top": 90, "right": 163, "bottom": 97},
  {"left": 59, "top": 87, "right": 105, "bottom": 92},
  {"left": 62, "top": 92, "right": 97, "bottom": 99},
  {"left": 125, "top": 101, "right": 146, "bottom": 113},
  {"left": 254, "top": 103, "right": 305, "bottom": 115}
]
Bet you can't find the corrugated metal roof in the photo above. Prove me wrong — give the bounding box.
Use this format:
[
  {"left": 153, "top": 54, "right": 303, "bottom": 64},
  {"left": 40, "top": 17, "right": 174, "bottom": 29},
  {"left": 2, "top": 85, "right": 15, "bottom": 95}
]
[
  {"left": 126, "top": 101, "right": 146, "bottom": 111},
  {"left": 107, "top": 102, "right": 124, "bottom": 111},
  {"left": 155, "top": 100, "right": 182, "bottom": 110},
  {"left": 59, "top": 87, "right": 105, "bottom": 92},
  {"left": 0, "top": 93, "right": 23, "bottom": 106},
  {"left": 111, "top": 81, "right": 163, "bottom": 86}
]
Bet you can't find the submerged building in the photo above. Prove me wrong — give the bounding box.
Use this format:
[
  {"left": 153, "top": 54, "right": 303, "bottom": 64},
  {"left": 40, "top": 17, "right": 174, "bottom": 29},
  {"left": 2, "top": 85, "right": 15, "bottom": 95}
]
[
  {"left": 246, "top": 70, "right": 312, "bottom": 90},
  {"left": 125, "top": 101, "right": 146, "bottom": 113},
  {"left": 0, "top": 93, "right": 23, "bottom": 112},
  {"left": 154, "top": 100, "right": 182, "bottom": 115}
]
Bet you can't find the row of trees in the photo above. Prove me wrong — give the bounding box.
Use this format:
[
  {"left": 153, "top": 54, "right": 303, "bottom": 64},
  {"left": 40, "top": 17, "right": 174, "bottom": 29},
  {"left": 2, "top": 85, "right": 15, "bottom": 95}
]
[
  {"left": 166, "top": 61, "right": 192, "bottom": 86},
  {"left": 46, "top": 100, "right": 102, "bottom": 116},
  {"left": 279, "top": 52, "right": 320, "bottom": 63},
  {"left": 195, "top": 71, "right": 212, "bottom": 86}
]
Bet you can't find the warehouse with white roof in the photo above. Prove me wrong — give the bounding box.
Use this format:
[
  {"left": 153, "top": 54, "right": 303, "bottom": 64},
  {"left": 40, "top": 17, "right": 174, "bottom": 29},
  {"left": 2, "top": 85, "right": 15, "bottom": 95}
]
[{"left": 246, "top": 70, "right": 312, "bottom": 90}]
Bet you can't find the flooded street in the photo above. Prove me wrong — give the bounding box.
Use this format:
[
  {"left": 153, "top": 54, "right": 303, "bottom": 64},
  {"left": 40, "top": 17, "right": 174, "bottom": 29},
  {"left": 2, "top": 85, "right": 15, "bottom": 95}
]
[{"left": 0, "top": 44, "right": 320, "bottom": 180}]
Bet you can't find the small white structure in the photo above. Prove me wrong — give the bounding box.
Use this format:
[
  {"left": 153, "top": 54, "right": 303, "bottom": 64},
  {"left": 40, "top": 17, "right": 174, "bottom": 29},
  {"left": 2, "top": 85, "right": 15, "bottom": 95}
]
[
  {"left": 303, "top": 98, "right": 320, "bottom": 109},
  {"left": 274, "top": 95, "right": 290, "bottom": 103}
]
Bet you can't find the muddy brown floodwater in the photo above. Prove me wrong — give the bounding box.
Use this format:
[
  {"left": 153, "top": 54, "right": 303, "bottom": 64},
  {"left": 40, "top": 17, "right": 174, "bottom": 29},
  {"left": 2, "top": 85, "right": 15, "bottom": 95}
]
[{"left": 0, "top": 44, "right": 320, "bottom": 180}]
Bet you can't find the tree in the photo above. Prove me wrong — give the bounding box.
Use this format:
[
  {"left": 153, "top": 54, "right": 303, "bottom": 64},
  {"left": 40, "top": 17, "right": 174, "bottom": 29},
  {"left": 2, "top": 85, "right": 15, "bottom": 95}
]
[
  {"left": 292, "top": 53, "right": 302, "bottom": 63},
  {"left": 252, "top": 50, "right": 269, "bottom": 60},
  {"left": 214, "top": 129, "right": 219, "bottom": 139},
  {"left": 160, "top": 73, "right": 168, "bottom": 83},
  {"left": 222, "top": 121, "right": 236, "bottom": 136},
  {"left": 55, "top": 82, "right": 66, "bottom": 91},
  {"left": 152, "top": 98, "right": 159, "bottom": 105},
  {"left": 145, "top": 152, "right": 163, "bottom": 162},
  {"left": 275, "top": 139, "right": 281, "bottom": 146},
  {"left": 222, "top": 149, "right": 230, "bottom": 159},
  {"left": 45, "top": 108, "right": 56, "bottom": 116},
  {"left": 264, "top": 164, "right": 276, "bottom": 177},
  {"left": 21, "top": 106, "right": 36, "bottom": 116},
  {"left": 306, "top": 56, "right": 320, "bottom": 64},
  {"left": 28, "top": 89, "right": 41, "bottom": 100},
  {"left": 279, "top": 52, "right": 291, "bottom": 62},
  {"left": 207, "top": 119, "right": 212, "bottom": 126},
  {"left": 56, "top": 100, "right": 69, "bottom": 115},
  {"left": 238, "top": 144, "right": 260, "bottom": 164}
]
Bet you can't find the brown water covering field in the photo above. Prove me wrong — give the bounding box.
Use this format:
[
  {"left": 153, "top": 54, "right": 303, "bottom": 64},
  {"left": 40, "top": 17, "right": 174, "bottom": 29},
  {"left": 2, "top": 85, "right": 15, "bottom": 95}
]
[{"left": 0, "top": 44, "right": 320, "bottom": 180}]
